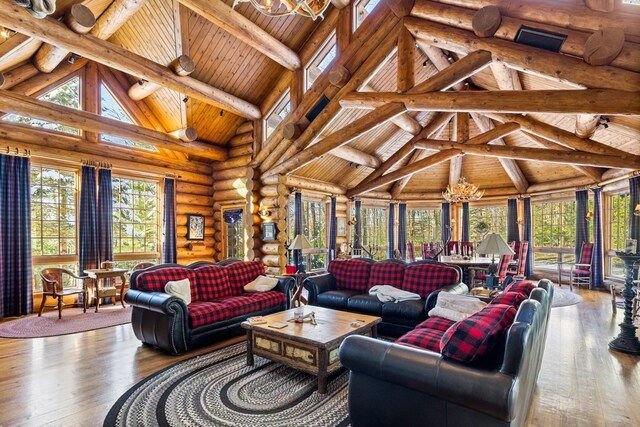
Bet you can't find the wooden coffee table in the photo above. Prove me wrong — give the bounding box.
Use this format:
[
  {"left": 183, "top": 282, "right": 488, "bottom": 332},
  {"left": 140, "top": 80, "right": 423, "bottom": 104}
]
[{"left": 241, "top": 306, "right": 381, "bottom": 394}]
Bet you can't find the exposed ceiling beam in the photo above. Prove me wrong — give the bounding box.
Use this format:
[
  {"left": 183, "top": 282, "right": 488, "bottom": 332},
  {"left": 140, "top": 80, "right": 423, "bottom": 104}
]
[
  {"left": 470, "top": 113, "right": 528, "bottom": 193},
  {"left": 340, "top": 89, "right": 640, "bottom": 114},
  {"left": 0, "top": 0, "right": 261, "bottom": 119},
  {"left": 415, "top": 42, "right": 466, "bottom": 91},
  {"left": 404, "top": 17, "right": 640, "bottom": 92},
  {"left": 332, "top": 145, "right": 381, "bottom": 169},
  {"left": 575, "top": 114, "right": 601, "bottom": 138},
  {"left": 449, "top": 112, "right": 466, "bottom": 186},
  {"left": 0, "top": 89, "right": 227, "bottom": 161},
  {"left": 0, "top": 33, "right": 31, "bottom": 66},
  {"left": 413, "top": 140, "right": 640, "bottom": 170},
  {"left": 178, "top": 0, "right": 301, "bottom": 70}
]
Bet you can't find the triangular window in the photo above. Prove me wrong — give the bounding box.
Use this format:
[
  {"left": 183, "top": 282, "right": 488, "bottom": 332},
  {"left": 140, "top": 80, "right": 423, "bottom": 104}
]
[
  {"left": 4, "top": 76, "right": 81, "bottom": 135},
  {"left": 99, "top": 83, "right": 156, "bottom": 151}
]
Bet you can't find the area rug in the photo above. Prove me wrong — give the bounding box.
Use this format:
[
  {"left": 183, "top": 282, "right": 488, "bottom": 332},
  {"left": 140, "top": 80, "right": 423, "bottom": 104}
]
[
  {"left": 104, "top": 342, "right": 350, "bottom": 427},
  {"left": 0, "top": 306, "right": 132, "bottom": 338},
  {"left": 552, "top": 287, "right": 583, "bottom": 308}
]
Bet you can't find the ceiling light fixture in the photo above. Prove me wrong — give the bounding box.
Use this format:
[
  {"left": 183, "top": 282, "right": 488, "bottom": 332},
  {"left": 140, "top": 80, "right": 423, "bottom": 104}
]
[
  {"left": 233, "top": 0, "right": 331, "bottom": 20},
  {"left": 442, "top": 177, "right": 484, "bottom": 203}
]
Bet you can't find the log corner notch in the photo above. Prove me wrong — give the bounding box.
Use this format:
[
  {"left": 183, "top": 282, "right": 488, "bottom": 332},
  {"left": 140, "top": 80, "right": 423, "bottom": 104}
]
[{"left": 0, "top": 0, "right": 262, "bottom": 120}]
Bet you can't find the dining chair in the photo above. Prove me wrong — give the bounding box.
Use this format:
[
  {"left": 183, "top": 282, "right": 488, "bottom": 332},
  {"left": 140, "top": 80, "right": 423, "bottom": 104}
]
[
  {"left": 447, "top": 241, "right": 460, "bottom": 256},
  {"left": 507, "top": 241, "right": 529, "bottom": 279},
  {"left": 39, "top": 268, "right": 89, "bottom": 319},
  {"left": 566, "top": 242, "right": 595, "bottom": 291},
  {"left": 470, "top": 254, "right": 513, "bottom": 288}
]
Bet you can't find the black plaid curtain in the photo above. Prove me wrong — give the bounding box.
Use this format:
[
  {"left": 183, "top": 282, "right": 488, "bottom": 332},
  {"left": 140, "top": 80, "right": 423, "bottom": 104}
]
[
  {"left": 575, "top": 189, "right": 590, "bottom": 260},
  {"left": 294, "top": 191, "right": 302, "bottom": 268},
  {"left": 0, "top": 154, "right": 32, "bottom": 318},
  {"left": 592, "top": 188, "right": 604, "bottom": 288},
  {"left": 523, "top": 197, "right": 534, "bottom": 277},
  {"left": 507, "top": 198, "right": 519, "bottom": 242},
  {"left": 354, "top": 200, "right": 362, "bottom": 249},
  {"left": 398, "top": 203, "right": 407, "bottom": 259},
  {"left": 79, "top": 165, "right": 98, "bottom": 274},
  {"left": 97, "top": 169, "right": 113, "bottom": 264},
  {"left": 162, "top": 178, "right": 177, "bottom": 264},
  {"left": 629, "top": 176, "right": 640, "bottom": 242},
  {"left": 328, "top": 196, "right": 337, "bottom": 262},
  {"left": 461, "top": 202, "right": 470, "bottom": 242},
  {"left": 387, "top": 203, "right": 395, "bottom": 259},
  {"left": 441, "top": 202, "right": 450, "bottom": 245}
]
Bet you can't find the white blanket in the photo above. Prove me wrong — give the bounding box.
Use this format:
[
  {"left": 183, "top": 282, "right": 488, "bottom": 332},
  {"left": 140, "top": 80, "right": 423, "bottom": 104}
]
[
  {"left": 369, "top": 285, "right": 421, "bottom": 303},
  {"left": 427, "top": 292, "right": 486, "bottom": 322}
]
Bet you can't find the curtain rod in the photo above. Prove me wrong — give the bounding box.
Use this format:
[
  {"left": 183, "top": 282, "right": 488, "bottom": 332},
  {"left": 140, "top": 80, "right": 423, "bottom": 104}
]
[
  {"left": 82, "top": 160, "right": 112, "bottom": 169},
  {"left": 2, "top": 146, "right": 31, "bottom": 158}
]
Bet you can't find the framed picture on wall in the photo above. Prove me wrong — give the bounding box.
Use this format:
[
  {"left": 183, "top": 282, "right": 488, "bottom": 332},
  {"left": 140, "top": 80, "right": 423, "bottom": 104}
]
[
  {"left": 625, "top": 239, "right": 637, "bottom": 253},
  {"left": 187, "top": 215, "right": 205, "bottom": 240},
  {"left": 262, "top": 222, "right": 277, "bottom": 241},
  {"left": 337, "top": 217, "right": 347, "bottom": 237}
]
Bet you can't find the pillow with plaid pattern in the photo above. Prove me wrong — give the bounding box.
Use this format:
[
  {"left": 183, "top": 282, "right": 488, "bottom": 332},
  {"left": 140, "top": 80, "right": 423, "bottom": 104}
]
[
  {"left": 440, "top": 304, "right": 517, "bottom": 363},
  {"left": 490, "top": 291, "right": 527, "bottom": 308}
]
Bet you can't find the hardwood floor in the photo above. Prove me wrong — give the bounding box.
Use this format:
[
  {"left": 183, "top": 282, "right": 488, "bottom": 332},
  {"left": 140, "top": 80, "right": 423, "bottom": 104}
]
[{"left": 0, "top": 289, "right": 638, "bottom": 426}]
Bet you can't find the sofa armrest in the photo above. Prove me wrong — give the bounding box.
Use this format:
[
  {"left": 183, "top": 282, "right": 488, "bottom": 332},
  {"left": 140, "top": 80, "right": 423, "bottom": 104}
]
[
  {"left": 125, "top": 289, "right": 187, "bottom": 314},
  {"left": 424, "top": 282, "right": 469, "bottom": 313},
  {"left": 273, "top": 276, "right": 295, "bottom": 309},
  {"left": 303, "top": 273, "right": 337, "bottom": 305},
  {"left": 339, "top": 335, "right": 514, "bottom": 422}
]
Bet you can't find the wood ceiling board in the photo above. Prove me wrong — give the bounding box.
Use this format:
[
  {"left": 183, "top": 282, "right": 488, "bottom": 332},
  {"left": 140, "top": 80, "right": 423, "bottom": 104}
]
[
  {"left": 460, "top": 155, "right": 515, "bottom": 187},
  {"left": 516, "top": 159, "right": 581, "bottom": 185},
  {"left": 295, "top": 154, "right": 362, "bottom": 186},
  {"left": 402, "top": 162, "right": 450, "bottom": 192}
]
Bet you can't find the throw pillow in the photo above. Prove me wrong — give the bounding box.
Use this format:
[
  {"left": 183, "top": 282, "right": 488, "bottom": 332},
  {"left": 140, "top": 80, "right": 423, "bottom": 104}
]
[
  {"left": 165, "top": 278, "right": 192, "bottom": 305},
  {"left": 244, "top": 275, "right": 279, "bottom": 292},
  {"left": 440, "top": 303, "right": 517, "bottom": 363},
  {"left": 490, "top": 291, "right": 527, "bottom": 308},
  {"left": 504, "top": 280, "right": 536, "bottom": 296}
]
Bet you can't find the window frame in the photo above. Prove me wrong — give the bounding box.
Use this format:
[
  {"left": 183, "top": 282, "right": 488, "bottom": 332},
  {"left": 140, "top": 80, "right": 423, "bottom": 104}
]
[
  {"left": 606, "top": 190, "right": 630, "bottom": 279},
  {"left": 221, "top": 204, "right": 245, "bottom": 260},
  {"left": 264, "top": 89, "right": 291, "bottom": 141},
  {"left": 287, "top": 195, "right": 329, "bottom": 271},
  {"left": 353, "top": 0, "right": 383, "bottom": 30},
  {"left": 359, "top": 205, "right": 388, "bottom": 260},
  {"left": 406, "top": 207, "right": 442, "bottom": 245},
  {"left": 468, "top": 204, "right": 508, "bottom": 243},
  {"left": 531, "top": 198, "right": 580, "bottom": 270},
  {"left": 305, "top": 30, "right": 337, "bottom": 91}
]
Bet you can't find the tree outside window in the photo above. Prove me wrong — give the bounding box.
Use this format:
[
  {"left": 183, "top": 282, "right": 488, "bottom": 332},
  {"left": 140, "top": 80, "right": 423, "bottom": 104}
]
[
  {"left": 406, "top": 209, "right": 442, "bottom": 245},
  {"left": 609, "top": 193, "right": 630, "bottom": 277},
  {"left": 112, "top": 177, "right": 159, "bottom": 254},
  {"left": 288, "top": 198, "right": 327, "bottom": 269},
  {"left": 533, "top": 200, "right": 578, "bottom": 266},
  {"left": 361, "top": 206, "right": 387, "bottom": 260},
  {"left": 469, "top": 206, "right": 507, "bottom": 243}
]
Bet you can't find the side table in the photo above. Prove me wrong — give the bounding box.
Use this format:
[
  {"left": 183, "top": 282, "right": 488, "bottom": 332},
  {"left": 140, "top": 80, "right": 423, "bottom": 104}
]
[{"left": 84, "top": 268, "right": 128, "bottom": 312}]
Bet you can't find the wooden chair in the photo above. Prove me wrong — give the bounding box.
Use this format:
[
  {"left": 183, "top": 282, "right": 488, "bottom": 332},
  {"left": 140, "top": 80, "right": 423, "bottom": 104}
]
[
  {"left": 446, "top": 240, "right": 460, "bottom": 256},
  {"left": 567, "top": 243, "right": 595, "bottom": 291},
  {"left": 507, "top": 241, "right": 529, "bottom": 279},
  {"left": 471, "top": 254, "right": 513, "bottom": 288},
  {"left": 39, "top": 268, "right": 88, "bottom": 319},
  {"left": 461, "top": 241, "right": 474, "bottom": 257}
]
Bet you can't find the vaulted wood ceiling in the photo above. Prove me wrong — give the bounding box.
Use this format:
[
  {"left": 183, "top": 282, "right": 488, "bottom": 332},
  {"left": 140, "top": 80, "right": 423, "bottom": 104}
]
[{"left": 1, "top": 0, "right": 639, "bottom": 199}]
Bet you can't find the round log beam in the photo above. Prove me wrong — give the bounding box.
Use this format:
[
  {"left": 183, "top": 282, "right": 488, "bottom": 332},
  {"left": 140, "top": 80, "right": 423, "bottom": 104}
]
[
  {"left": 472, "top": 6, "right": 502, "bottom": 37},
  {"left": 584, "top": 28, "right": 626, "bottom": 66},
  {"left": 169, "top": 127, "right": 198, "bottom": 142}
]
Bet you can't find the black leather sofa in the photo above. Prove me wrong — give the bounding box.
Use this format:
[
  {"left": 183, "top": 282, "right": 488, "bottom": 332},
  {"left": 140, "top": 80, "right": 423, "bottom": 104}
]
[
  {"left": 125, "top": 260, "right": 293, "bottom": 355},
  {"left": 304, "top": 259, "right": 468, "bottom": 337},
  {"left": 339, "top": 279, "right": 554, "bottom": 427}
]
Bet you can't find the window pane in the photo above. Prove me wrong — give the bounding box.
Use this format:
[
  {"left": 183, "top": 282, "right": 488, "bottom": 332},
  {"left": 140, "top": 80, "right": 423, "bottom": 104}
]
[
  {"left": 224, "top": 209, "right": 244, "bottom": 259},
  {"left": 407, "top": 209, "right": 442, "bottom": 245},
  {"left": 32, "top": 263, "right": 79, "bottom": 292},
  {"left": 533, "top": 200, "right": 577, "bottom": 249},
  {"left": 609, "top": 193, "right": 630, "bottom": 277},
  {"left": 306, "top": 33, "right": 337, "bottom": 90},
  {"left": 112, "top": 176, "right": 159, "bottom": 254},
  {"left": 469, "top": 206, "right": 507, "bottom": 243},
  {"left": 265, "top": 91, "right": 291, "bottom": 139},
  {"left": 287, "top": 198, "right": 328, "bottom": 269},
  {"left": 354, "top": 0, "right": 382, "bottom": 29},
  {"left": 361, "top": 206, "right": 387, "bottom": 260}
]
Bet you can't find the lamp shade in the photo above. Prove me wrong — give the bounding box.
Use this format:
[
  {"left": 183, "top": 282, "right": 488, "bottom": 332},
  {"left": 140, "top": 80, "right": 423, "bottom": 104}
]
[
  {"left": 289, "top": 234, "right": 312, "bottom": 250},
  {"left": 477, "top": 233, "right": 514, "bottom": 256}
]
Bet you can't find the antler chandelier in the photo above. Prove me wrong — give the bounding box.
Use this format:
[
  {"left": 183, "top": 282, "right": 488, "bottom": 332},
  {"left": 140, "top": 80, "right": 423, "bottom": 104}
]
[
  {"left": 233, "top": 0, "right": 331, "bottom": 20},
  {"left": 442, "top": 177, "right": 484, "bottom": 203}
]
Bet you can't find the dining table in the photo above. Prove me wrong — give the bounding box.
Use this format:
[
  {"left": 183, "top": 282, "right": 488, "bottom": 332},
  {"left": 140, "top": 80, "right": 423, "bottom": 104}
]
[{"left": 439, "top": 255, "right": 500, "bottom": 286}]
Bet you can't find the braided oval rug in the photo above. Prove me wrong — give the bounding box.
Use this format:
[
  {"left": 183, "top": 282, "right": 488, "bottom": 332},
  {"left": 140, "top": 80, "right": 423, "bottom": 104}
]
[{"left": 104, "top": 342, "right": 350, "bottom": 427}]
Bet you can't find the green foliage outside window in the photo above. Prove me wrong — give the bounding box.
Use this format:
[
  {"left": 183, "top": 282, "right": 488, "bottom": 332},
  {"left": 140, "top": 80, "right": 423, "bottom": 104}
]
[
  {"left": 5, "top": 77, "right": 80, "bottom": 135},
  {"left": 361, "top": 206, "right": 387, "bottom": 260},
  {"left": 288, "top": 199, "right": 327, "bottom": 269},
  {"left": 112, "top": 177, "right": 158, "bottom": 254},
  {"left": 609, "top": 193, "right": 630, "bottom": 277},
  {"left": 406, "top": 209, "right": 442, "bottom": 245},
  {"left": 469, "top": 206, "right": 507, "bottom": 243}
]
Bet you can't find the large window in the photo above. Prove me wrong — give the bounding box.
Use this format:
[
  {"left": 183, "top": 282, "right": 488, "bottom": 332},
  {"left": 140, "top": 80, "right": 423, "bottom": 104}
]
[
  {"left": 289, "top": 198, "right": 328, "bottom": 269},
  {"left": 31, "top": 165, "right": 78, "bottom": 291},
  {"left": 361, "top": 206, "right": 387, "bottom": 260},
  {"left": 265, "top": 91, "right": 291, "bottom": 139},
  {"left": 306, "top": 32, "right": 337, "bottom": 90},
  {"left": 112, "top": 177, "right": 159, "bottom": 256},
  {"left": 406, "top": 208, "right": 441, "bottom": 245},
  {"left": 469, "top": 206, "right": 507, "bottom": 243},
  {"left": 223, "top": 208, "right": 244, "bottom": 260},
  {"left": 609, "top": 193, "right": 630, "bottom": 277},
  {"left": 99, "top": 83, "right": 156, "bottom": 151},
  {"left": 5, "top": 76, "right": 81, "bottom": 135},
  {"left": 533, "top": 200, "right": 576, "bottom": 267},
  {"left": 354, "top": 0, "right": 382, "bottom": 29}
]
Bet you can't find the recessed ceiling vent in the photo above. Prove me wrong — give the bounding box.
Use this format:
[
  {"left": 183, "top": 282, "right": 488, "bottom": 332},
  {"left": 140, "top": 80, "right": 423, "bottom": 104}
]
[
  {"left": 305, "top": 95, "right": 330, "bottom": 122},
  {"left": 514, "top": 26, "right": 567, "bottom": 52}
]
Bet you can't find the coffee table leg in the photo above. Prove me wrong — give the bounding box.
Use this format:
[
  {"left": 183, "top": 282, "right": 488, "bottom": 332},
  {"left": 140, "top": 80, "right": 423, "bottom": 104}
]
[
  {"left": 246, "top": 330, "right": 254, "bottom": 366},
  {"left": 318, "top": 349, "right": 328, "bottom": 394},
  {"left": 371, "top": 325, "right": 378, "bottom": 339},
  {"left": 95, "top": 279, "right": 100, "bottom": 313}
]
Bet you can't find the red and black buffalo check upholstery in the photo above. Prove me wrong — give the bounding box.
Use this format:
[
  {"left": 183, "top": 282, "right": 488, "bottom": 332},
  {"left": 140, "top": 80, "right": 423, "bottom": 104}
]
[
  {"left": 195, "top": 265, "right": 233, "bottom": 301},
  {"left": 187, "top": 302, "right": 229, "bottom": 328},
  {"left": 415, "top": 316, "right": 455, "bottom": 332},
  {"left": 490, "top": 291, "right": 527, "bottom": 308},
  {"left": 396, "top": 327, "right": 446, "bottom": 353},
  {"left": 401, "top": 263, "right": 460, "bottom": 298},
  {"left": 212, "top": 295, "right": 263, "bottom": 318},
  {"left": 504, "top": 280, "right": 536, "bottom": 297},
  {"left": 135, "top": 267, "right": 195, "bottom": 293},
  {"left": 225, "top": 260, "right": 265, "bottom": 295},
  {"left": 369, "top": 261, "right": 405, "bottom": 288},
  {"left": 440, "top": 304, "right": 517, "bottom": 363},
  {"left": 328, "top": 259, "right": 372, "bottom": 292},
  {"left": 239, "top": 291, "right": 286, "bottom": 311}
]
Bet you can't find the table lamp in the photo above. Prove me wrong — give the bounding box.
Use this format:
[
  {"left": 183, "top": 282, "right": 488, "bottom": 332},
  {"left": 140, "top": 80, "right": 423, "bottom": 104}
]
[
  {"left": 477, "top": 233, "right": 514, "bottom": 290},
  {"left": 289, "top": 234, "right": 312, "bottom": 273}
]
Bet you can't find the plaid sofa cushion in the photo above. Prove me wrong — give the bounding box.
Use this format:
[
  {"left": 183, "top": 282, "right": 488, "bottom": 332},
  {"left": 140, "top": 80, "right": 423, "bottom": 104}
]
[
  {"left": 214, "top": 295, "right": 264, "bottom": 318},
  {"left": 401, "top": 263, "right": 460, "bottom": 298},
  {"left": 225, "top": 261, "right": 266, "bottom": 295},
  {"left": 396, "top": 327, "right": 446, "bottom": 353},
  {"left": 369, "top": 262, "right": 406, "bottom": 288},
  {"left": 504, "top": 280, "right": 536, "bottom": 296},
  {"left": 195, "top": 265, "right": 233, "bottom": 301},
  {"left": 135, "top": 267, "right": 195, "bottom": 295},
  {"left": 187, "top": 302, "right": 230, "bottom": 328},
  {"left": 416, "top": 316, "right": 455, "bottom": 332},
  {"left": 490, "top": 292, "right": 527, "bottom": 308},
  {"left": 240, "top": 290, "right": 287, "bottom": 311},
  {"left": 327, "top": 259, "right": 372, "bottom": 292},
  {"left": 440, "top": 304, "right": 517, "bottom": 363}
]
